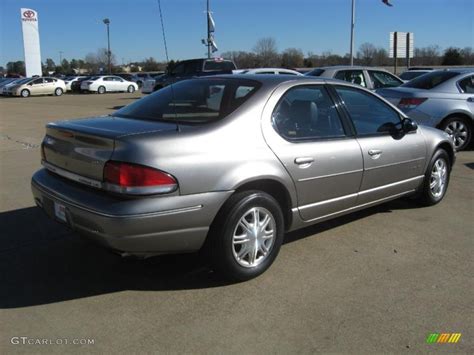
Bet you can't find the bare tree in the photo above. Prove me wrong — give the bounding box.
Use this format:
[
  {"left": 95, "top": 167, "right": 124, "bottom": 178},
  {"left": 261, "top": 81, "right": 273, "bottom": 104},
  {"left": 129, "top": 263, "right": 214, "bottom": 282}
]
[
  {"left": 281, "top": 48, "right": 304, "bottom": 68},
  {"left": 253, "top": 37, "right": 280, "bottom": 67},
  {"left": 357, "top": 43, "right": 377, "bottom": 65}
]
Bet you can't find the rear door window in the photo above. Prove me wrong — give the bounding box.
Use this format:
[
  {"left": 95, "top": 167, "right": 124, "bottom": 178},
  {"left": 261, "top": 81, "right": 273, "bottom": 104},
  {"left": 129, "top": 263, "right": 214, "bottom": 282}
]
[
  {"left": 403, "top": 71, "right": 459, "bottom": 89},
  {"left": 458, "top": 75, "right": 474, "bottom": 93},
  {"left": 334, "top": 70, "right": 367, "bottom": 88}
]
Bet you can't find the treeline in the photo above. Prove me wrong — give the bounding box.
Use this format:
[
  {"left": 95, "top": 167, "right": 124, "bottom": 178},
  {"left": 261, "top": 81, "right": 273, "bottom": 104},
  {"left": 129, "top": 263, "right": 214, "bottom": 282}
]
[
  {"left": 3, "top": 38, "right": 474, "bottom": 76},
  {"left": 222, "top": 38, "right": 474, "bottom": 68}
]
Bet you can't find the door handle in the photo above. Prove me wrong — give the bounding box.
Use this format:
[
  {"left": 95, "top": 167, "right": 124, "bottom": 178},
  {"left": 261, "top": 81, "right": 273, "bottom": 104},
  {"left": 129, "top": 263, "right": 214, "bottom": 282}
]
[
  {"left": 294, "top": 157, "right": 314, "bottom": 165},
  {"left": 467, "top": 97, "right": 474, "bottom": 103},
  {"left": 368, "top": 149, "right": 383, "bottom": 156}
]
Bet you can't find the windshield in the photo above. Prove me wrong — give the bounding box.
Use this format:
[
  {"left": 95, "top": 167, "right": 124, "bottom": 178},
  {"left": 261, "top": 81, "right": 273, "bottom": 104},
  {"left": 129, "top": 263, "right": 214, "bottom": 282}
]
[
  {"left": 402, "top": 71, "right": 459, "bottom": 89},
  {"left": 14, "top": 78, "right": 32, "bottom": 85},
  {"left": 114, "top": 78, "right": 261, "bottom": 124}
]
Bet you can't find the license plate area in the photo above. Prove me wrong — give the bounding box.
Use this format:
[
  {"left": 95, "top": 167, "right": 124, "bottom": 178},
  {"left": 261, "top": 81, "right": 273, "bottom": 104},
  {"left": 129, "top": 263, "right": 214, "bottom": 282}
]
[{"left": 54, "top": 201, "right": 67, "bottom": 223}]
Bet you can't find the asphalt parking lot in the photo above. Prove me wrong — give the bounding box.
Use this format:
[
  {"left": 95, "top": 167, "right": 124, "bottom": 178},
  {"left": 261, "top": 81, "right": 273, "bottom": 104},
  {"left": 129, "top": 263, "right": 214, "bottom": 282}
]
[{"left": 0, "top": 93, "right": 473, "bottom": 353}]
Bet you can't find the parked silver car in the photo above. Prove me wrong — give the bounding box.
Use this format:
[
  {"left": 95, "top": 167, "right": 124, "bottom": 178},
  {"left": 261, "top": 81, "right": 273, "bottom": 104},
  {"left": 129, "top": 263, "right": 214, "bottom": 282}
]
[
  {"left": 306, "top": 66, "right": 403, "bottom": 90},
  {"left": 377, "top": 69, "right": 474, "bottom": 150},
  {"left": 32, "top": 75, "right": 454, "bottom": 280}
]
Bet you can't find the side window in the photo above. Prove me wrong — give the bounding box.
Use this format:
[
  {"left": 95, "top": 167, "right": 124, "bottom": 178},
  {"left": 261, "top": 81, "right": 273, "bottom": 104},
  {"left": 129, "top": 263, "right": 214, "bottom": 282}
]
[
  {"left": 458, "top": 75, "right": 474, "bottom": 93},
  {"left": 334, "top": 70, "right": 367, "bottom": 88},
  {"left": 369, "top": 71, "right": 402, "bottom": 89},
  {"left": 335, "top": 86, "right": 401, "bottom": 135},
  {"left": 256, "top": 71, "right": 276, "bottom": 75},
  {"left": 44, "top": 78, "right": 54, "bottom": 83},
  {"left": 32, "top": 78, "right": 43, "bottom": 85},
  {"left": 273, "top": 86, "right": 346, "bottom": 140}
]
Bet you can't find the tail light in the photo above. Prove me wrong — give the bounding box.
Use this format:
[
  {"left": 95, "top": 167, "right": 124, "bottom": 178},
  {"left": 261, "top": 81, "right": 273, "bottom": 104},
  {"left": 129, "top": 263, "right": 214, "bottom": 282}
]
[
  {"left": 85, "top": 81, "right": 93, "bottom": 85},
  {"left": 40, "top": 143, "right": 46, "bottom": 161},
  {"left": 103, "top": 161, "right": 178, "bottom": 195},
  {"left": 398, "top": 98, "right": 427, "bottom": 110}
]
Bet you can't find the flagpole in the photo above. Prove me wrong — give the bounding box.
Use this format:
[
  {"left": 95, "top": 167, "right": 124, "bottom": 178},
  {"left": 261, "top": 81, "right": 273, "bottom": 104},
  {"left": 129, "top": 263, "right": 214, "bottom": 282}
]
[
  {"left": 207, "top": 0, "right": 211, "bottom": 58},
  {"left": 350, "top": 0, "right": 355, "bottom": 66}
]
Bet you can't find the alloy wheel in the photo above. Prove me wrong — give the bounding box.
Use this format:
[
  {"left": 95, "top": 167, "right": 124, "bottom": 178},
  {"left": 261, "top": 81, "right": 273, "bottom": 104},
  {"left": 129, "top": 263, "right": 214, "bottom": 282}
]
[
  {"left": 444, "top": 120, "right": 468, "bottom": 150},
  {"left": 429, "top": 157, "right": 447, "bottom": 199},
  {"left": 232, "top": 207, "right": 276, "bottom": 268}
]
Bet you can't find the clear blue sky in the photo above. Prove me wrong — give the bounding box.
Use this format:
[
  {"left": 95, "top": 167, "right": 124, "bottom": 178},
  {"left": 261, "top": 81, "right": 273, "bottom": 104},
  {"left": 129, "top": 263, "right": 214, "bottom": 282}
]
[{"left": 0, "top": 0, "right": 473, "bottom": 66}]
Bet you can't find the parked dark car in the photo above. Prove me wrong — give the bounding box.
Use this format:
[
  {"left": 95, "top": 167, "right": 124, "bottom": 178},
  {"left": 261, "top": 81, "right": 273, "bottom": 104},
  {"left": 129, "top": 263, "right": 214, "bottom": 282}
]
[
  {"left": 150, "top": 58, "right": 236, "bottom": 92},
  {"left": 70, "top": 76, "right": 92, "bottom": 93}
]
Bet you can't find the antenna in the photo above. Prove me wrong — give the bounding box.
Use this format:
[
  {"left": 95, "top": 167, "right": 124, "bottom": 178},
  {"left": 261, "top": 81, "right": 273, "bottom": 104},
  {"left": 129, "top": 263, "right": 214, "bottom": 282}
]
[{"left": 156, "top": 0, "right": 179, "bottom": 132}]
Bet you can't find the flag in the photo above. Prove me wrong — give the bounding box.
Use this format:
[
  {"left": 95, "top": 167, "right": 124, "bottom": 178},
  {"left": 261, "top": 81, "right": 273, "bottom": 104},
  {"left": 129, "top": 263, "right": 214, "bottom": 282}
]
[
  {"left": 382, "top": 0, "right": 393, "bottom": 6},
  {"left": 207, "top": 12, "right": 215, "bottom": 32},
  {"left": 210, "top": 37, "right": 218, "bottom": 52}
]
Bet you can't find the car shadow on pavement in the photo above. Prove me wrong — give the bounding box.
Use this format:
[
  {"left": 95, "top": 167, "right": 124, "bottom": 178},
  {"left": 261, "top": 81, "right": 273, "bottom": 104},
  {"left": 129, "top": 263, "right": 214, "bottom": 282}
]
[{"left": 0, "top": 198, "right": 418, "bottom": 309}]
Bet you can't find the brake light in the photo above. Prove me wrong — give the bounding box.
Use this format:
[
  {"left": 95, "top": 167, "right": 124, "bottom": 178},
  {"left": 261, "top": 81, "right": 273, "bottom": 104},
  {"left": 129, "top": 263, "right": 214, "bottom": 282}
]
[
  {"left": 398, "top": 98, "right": 427, "bottom": 110},
  {"left": 40, "top": 143, "right": 46, "bottom": 161},
  {"left": 86, "top": 81, "right": 93, "bottom": 85},
  {"left": 103, "top": 161, "right": 177, "bottom": 195}
]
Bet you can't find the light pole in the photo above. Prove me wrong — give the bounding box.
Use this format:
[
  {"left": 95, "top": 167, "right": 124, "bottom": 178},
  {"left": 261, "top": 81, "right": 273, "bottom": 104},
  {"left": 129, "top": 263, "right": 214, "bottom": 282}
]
[
  {"left": 103, "top": 18, "right": 111, "bottom": 74},
  {"left": 349, "top": 0, "right": 355, "bottom": 66}
]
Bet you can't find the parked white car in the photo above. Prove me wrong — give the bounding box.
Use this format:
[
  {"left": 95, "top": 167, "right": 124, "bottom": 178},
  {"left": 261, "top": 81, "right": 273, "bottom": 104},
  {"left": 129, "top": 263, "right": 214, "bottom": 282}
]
[
  {"left": 238, "top": 68, "right": 303, "bottom": 76},
  {"left": 63, "top": 76, "right": 87, "bottom": 91},
  {"left": 80, "top": 75, "right": 139, "bottom": 94}
]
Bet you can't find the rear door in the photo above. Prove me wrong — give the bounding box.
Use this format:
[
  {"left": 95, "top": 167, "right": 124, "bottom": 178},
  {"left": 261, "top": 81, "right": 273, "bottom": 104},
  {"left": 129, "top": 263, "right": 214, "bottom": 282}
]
[
  {"left": 43, "top": 77, "right": 56, "bottom": 94},
  {"left": 262, "top": 83, "right": 363, "bottom": 222},
  {"left": 333, "top": 85, "right": 426, "bottom": 205},
  {"left": 29, "top": 78, "right": 44, "bottom": 94}
]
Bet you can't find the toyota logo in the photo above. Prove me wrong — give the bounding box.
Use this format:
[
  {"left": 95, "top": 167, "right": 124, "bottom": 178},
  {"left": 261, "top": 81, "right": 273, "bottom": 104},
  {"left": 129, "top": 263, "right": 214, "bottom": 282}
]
[{"left": 23, "top": 10, "right": 35, "bottom": 18}]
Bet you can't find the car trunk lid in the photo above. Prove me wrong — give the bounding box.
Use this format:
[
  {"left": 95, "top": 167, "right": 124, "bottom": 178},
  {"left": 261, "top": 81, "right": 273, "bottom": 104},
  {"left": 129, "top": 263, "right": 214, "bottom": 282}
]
[{"left": 42, "top": 115, "right": 178, "bottom": 181}]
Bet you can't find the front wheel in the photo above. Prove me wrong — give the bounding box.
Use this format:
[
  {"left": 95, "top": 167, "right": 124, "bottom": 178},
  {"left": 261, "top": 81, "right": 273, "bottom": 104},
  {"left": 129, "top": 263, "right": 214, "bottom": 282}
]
[
  {"left": 20, "top": 89, "right": 30, "bottom": 98},
  {"left": 127, "top": 85, "right": 135, "bottom": 93},
  {"left": 417, "top": 149, "right": 451, "bottom": 206},
  {"left": 208, "top": 191, "right": 284, "bottom": 281},
  {"left": 440, "top": 116, "right": 471, "bottom": 151}
]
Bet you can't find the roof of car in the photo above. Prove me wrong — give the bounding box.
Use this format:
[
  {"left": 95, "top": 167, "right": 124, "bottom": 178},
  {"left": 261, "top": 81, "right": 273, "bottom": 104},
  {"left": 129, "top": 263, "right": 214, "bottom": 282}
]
[
  {"left": 315, "top": 65, "right": 392, "bottom": 71},
  {"left": 210, "top": 74, "right": 341, "bottom": 86}
]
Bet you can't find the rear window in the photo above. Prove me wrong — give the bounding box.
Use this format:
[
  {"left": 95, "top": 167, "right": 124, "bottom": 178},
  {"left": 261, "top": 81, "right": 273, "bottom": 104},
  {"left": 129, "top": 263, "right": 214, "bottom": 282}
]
[
  {"left": 305, "top": 69, "right": 325, "bottom": 77},
  {"left": 403, "top": 71, "right": 459, "bottom": 89},
  {"left": 114, "top": 78, "right": 261, "bottom": 124},
  {"left": 399, "top": 71, "right": 428, "bottom": 81},
  {"left": 203, "top": 60, "right": 236, "bottom": 71}
]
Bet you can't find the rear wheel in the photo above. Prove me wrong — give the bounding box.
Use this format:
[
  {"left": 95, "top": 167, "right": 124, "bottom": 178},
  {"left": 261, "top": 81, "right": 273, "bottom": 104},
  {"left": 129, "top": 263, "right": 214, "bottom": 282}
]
[
  {"left": 20, "top": 89, "right": 30, "bottom": 98},
  {"left": 127, "top": 85, "right": 135, "bottom": 93},
  {"left": 208, "top": 191, "right": 284, "bottom": 281},
  {"left": 417, "top": 149, "right": 450, "bottom": 206},
  {"left": 440, "top": 116, "right": 471, "bottom": 151},
  {"left": 97, "top": 86, "right": 106, "bottom": 94},
  {"left": 54, "top": 87, "right": 63, "bottom": 96}
]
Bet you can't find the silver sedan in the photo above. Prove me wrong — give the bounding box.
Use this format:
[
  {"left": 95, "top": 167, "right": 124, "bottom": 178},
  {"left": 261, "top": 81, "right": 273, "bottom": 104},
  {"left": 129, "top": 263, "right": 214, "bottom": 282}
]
[
  {"left": 377, "top": 69, "right": 474, "bottom": 151},
  {"left": 32, "top": 75, "right": 455, "bottom": 280}
]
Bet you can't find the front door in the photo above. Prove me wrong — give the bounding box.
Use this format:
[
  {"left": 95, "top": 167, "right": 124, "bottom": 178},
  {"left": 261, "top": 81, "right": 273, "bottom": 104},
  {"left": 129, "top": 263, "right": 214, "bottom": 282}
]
[
  {"left": 262, "top": 84, "right": 363, "bottom": 222},
  {"left": 334, "top": 85, "right": 426, "bottom": 205}
]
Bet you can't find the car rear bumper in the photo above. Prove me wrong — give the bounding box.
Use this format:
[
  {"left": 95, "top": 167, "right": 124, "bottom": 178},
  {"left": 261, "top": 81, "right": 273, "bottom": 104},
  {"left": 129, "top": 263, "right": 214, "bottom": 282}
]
[{"left": 31, "top": 168, "right": 232, "bottom": 256}]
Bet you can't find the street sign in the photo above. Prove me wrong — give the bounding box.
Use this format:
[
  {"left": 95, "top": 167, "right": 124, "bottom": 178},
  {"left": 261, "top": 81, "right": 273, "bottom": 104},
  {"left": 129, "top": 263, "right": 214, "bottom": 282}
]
[{"left": 389, "top": 32, "right": 414, "bottom": 58}]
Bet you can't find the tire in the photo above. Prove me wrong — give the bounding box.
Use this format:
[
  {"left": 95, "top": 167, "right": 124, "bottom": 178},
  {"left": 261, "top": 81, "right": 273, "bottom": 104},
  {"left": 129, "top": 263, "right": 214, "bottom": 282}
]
[
  {"left": 97, "top": 86, "right": 106, "bottom": 94},
  {"left": 54, "top": 87, "right": 63, "bottom": 96},
  {"left": 417, "top": 149, "right": 451, "bottom": 206},
  {"left": 127, "top": 85, "right": 135, "bottom": 93},
  {"left": 20, "top": 89, "right": 30, "bottom": 98},
  {"left": 208, "top": 191, "right": 284, "bottom": 281},
  {"left": 440, "top": 116, "right": 471, "bottom": 151}
]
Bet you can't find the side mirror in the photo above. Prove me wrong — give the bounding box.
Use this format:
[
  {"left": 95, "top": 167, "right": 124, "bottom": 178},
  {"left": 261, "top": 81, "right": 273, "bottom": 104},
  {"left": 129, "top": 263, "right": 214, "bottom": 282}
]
[{"left": 402, "top": 118, "right": 418, "bottom": 133}]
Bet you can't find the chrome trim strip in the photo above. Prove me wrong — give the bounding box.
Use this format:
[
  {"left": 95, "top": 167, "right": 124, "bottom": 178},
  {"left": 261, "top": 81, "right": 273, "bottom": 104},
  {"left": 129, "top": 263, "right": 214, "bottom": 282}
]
[
  {"left": 364, "top": 157, "right": 425, "bottom": 171},
  {"left": 33, "top": 180, "right": 203, "bottom": 219},
  {"left": 298, "top": 192, "right": 357, "bottom": 211},
  {"left": 295, "top": 175, "right": 424, "bottom": 213},
  {"left": 42, "top": 161, "right": 103, "bottom": 189},
  {"left": 298, "top": 169, "right": 363, "bottom": 182},
  {"left": 358, "top": 175, "right": 424, "bottom": 196},
  {"left": 302, "top": 190, "right": 415, "bottom": 223}
]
